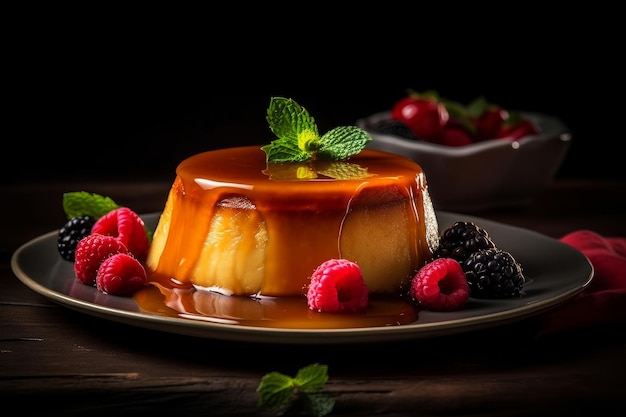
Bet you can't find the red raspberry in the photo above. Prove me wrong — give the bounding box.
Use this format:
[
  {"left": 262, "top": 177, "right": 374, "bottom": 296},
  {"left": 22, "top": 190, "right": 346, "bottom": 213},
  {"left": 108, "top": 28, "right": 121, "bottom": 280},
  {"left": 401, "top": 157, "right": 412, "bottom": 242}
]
[
  {"left": 306, "top": 259, "right": 369, "bottom": 313},
  {"left": 91, "top": 207, "right": 149, "bottom": 261},
  {"left": 410, "top": 258, "right": 470, "bottom": 312},
  {"left": 74, "top": 234, "right": 129, "bottom": 285},
  {"left": 96, "top": 253, "right": 147, "bottom": 296}
]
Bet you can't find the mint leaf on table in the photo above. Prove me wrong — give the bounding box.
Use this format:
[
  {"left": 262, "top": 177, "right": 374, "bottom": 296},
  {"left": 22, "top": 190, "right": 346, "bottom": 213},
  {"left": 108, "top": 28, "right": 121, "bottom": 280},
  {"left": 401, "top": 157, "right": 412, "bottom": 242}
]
[
  {"left": 257, "top": 371, "right": 296, "bottom": 410},
  {"left": 257, "top": 363, "right": 334, "bottom": 417},
  {"left": 294, "top": 363, "right": 329, "bottom": 391},
  {"left": 262, "top": 97, "right": 371, "bottom": 163},
  {"left": 300, "top": 391, "right": 335, "bottom": 417},
  {"left": 62, "top": 191, "right": 120, "bottom": 219}
]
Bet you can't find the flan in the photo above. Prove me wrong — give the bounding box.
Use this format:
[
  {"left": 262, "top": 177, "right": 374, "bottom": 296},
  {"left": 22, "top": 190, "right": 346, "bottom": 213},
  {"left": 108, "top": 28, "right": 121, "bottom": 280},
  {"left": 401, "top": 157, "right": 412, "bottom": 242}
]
[{"left": 145, "top": 146, "right": 439, "bottom": 297}]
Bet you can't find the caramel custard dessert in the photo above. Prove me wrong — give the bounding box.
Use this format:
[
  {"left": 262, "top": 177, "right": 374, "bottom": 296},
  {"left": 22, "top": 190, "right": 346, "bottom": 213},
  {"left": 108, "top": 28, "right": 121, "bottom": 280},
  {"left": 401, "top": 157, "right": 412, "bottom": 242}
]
[
  {"left": 145, "top": 146, "right": 439, "bottom": 298},
  {"left": 139, "top": 97, "right": 441, "bottom": 328}
]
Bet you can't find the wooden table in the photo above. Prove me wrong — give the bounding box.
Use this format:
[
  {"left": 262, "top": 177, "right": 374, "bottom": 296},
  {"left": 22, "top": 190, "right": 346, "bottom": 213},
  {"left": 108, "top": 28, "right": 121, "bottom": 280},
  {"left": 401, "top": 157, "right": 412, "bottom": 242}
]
[{"left": 2, "top": 180, "right": 625, "bottom": 416}]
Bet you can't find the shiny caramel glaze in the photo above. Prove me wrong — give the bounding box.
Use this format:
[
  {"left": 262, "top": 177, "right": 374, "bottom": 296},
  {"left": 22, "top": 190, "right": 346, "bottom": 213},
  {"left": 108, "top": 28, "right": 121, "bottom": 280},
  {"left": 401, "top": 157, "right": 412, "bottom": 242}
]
[
  {"left": 146, "top": 146, "right": 439, "bottom": 298},
  {"left": 134, "top": 282, "right": 419, "bottom": 329}
]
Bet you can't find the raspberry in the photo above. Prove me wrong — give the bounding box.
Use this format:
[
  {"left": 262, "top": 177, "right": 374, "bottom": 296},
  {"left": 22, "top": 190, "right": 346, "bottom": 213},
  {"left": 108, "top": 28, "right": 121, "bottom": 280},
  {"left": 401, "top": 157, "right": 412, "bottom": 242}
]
[
  {"left": 96, "top": 253, "right": 147, "bottom": 296},
  {"left": 74, "top": 234, "right": 129, "bottom": 285},
  {"left": 463, "top": 248, "right": 525, "bottom": 299},
  {"left": 433, "top": 221, "right": 496, "bottom": 264},
  {"left": 410, "top": 258, "right": 470, "bottom": 311},
  {"left": 306, "top": 259, "right": 369, "bottom": 313},
  {"left": 57, "top": 215, "right": 95, "bottom": 261},
  {"left": 91, "top": 207, "right": 149, "bottom": 261}
]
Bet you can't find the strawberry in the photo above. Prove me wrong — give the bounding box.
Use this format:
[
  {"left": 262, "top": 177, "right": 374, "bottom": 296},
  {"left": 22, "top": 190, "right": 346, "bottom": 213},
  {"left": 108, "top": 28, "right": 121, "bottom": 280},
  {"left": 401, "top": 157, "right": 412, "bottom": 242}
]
[
  {"left": 96, "top": 253, "right": 147, "bottom": 296},
  {"left": 439, "top": 127, "right": 474, "bottom": 147},
  {"left": 391, "top": 96, "right": 449, "bottom": 142},
  {"left": 389, "top": 91, "right": 546, "bottom": 147},
  {"left": 497, "top": 118, "right": 540, "bottom": 141},
  {"left": 474, "top": 107, "right": 509, "bottom": 140},
  {"left": 410, "top": 258, "right": 469, "bottom": 312},
  {"left": 306, "top": 259, "right": 369, "bottom": 313},
  {"left": 465, "top": 96, "right": 509, "bottom": 141},
  {"left": 74, "top": 234, "right": 129, "bottom": 285},
  {"left": 91, "top": 207, "right": 149, "bottom": 261}
]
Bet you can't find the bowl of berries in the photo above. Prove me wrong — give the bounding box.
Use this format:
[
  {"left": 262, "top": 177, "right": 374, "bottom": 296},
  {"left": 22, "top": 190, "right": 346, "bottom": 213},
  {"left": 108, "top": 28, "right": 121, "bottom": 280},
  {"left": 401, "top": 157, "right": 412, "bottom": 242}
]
[{"left": 357, "top": 91, "right": 571, "bottom": 212}]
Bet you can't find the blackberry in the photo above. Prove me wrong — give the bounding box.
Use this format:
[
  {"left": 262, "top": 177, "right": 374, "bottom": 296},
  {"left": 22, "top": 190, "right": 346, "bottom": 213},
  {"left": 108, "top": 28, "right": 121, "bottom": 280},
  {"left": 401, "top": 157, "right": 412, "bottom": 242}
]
[
  {"left": 57, "top": 215, "right": 95, "bottom": 261},
  {"left": 463, "top": 248, "right": 525, "bottom": 298},
  {"left": 373, "top": 119, "right": 418, "bottom": 140},
  {"left": 433, "top": 221, "right": 497, "bottom": 264}
]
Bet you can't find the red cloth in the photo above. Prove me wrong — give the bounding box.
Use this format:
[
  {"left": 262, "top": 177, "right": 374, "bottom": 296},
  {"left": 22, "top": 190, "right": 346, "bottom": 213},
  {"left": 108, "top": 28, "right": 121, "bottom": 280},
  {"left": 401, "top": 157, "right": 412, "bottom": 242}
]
[{"left": 535, "top": 230, "right": 626, "bottom": 337}]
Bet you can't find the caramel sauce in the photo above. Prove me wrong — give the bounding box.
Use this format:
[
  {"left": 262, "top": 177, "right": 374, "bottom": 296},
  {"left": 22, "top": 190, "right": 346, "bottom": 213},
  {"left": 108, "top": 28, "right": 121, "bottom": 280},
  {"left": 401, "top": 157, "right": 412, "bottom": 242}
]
[
  {"left": 146, "top": 146, "right": 436, "bottom": 298},
  {"left": 134, "top": 282, "right": 419, "bottom": 329}
]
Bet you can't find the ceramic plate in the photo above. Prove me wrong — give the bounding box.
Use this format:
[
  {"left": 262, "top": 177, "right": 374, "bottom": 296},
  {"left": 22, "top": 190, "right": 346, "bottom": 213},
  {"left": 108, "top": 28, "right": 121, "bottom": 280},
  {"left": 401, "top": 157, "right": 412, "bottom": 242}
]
[{"left": 11, "top": 212, "right": 593, "bottom": 344}]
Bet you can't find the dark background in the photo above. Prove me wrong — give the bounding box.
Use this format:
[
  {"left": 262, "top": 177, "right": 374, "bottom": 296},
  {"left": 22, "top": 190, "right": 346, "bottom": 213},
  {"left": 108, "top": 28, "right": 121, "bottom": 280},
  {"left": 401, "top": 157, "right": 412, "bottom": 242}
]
[
  {"left": 9, "top": 82, "right": 621, "bottom": 184},
  {"left": 6, "top": 13, "right": 624, "bottom": 185}
]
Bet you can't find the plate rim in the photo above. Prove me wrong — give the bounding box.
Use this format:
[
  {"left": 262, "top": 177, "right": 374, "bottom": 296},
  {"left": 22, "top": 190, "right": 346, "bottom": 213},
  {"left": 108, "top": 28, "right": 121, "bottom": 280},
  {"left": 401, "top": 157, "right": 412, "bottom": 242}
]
[{"left": 10, "top": 211, "right": 594, "bottom": 344}]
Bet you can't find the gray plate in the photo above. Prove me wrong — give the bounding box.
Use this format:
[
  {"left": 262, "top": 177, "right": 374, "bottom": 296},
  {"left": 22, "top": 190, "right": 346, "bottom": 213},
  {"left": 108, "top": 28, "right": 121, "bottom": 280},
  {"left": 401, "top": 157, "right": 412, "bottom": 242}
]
[{"left": 11, "top": 212, "right": 593, "bottom": 344}]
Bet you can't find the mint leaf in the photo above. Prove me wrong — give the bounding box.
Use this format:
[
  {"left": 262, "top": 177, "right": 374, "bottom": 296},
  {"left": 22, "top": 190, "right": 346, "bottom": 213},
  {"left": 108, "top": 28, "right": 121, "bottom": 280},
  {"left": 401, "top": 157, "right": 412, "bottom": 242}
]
[
  {"left": 63, "top": 191, "right": 120, "bottom": 219},
  {"left": 408, "top": 88, "right": 440, "bottom": 101},
  {"left": 264, "top": 97, "right": 319, "bottom": 162},
  {"left": 263, "top": 97, "right": 371, "bottom": 162},
  {"left": 257, "top": 363, "right": 334, "bottom": 416},
  {"left": 505, "top": 110, "right": 525, "bottom": 126},
  {"left": 266, "top": 96, "right": 319, "bottom": 144},
  {"left": 261, "top": 138, "right": 311, "bottom": 163},
  {"left": 294, "top": 363, "right": 329, "bottom": 392},
  {"left": 301, "top": 392, "right": 335, "bottom": 417},
  {"left": 257, "top": 371, "right": 296, "bottom": 410},
  {"left": 316, "top": 126, "right": 371, "bottom": 161},
  {"left": 466, "top": 96, "right": 491, "bottom": 118},
  {"left": 443, "top": 99, "right": 476, "bottom": 134}
]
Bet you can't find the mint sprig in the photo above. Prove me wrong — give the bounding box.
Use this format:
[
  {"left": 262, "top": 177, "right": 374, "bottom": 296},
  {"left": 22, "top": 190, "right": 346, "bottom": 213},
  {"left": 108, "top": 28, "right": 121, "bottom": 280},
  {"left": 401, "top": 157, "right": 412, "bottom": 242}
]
[
  {"left": 261, "top": 97, "right": 371, "bottom": 163},
  {"left": 257, "top": 363, "right": 334, "bottom": 416},
  {"left": 62, "top": 191, "right": 120, "bottom": 219}
]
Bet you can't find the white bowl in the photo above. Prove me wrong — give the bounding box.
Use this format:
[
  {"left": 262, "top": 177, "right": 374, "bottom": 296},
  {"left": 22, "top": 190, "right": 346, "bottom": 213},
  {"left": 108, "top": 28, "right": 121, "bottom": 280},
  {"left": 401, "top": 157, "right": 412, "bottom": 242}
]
[{"left": 357, "top": 111, "right": 571, "bottom": 212}]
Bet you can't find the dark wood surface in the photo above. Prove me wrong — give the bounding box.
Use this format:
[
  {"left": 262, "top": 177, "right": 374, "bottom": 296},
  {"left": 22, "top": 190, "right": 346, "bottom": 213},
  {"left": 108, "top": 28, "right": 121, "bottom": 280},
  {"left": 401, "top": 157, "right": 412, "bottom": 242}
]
[{"left": 2, "top": 180, "right": 625, "bottom": 416}]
